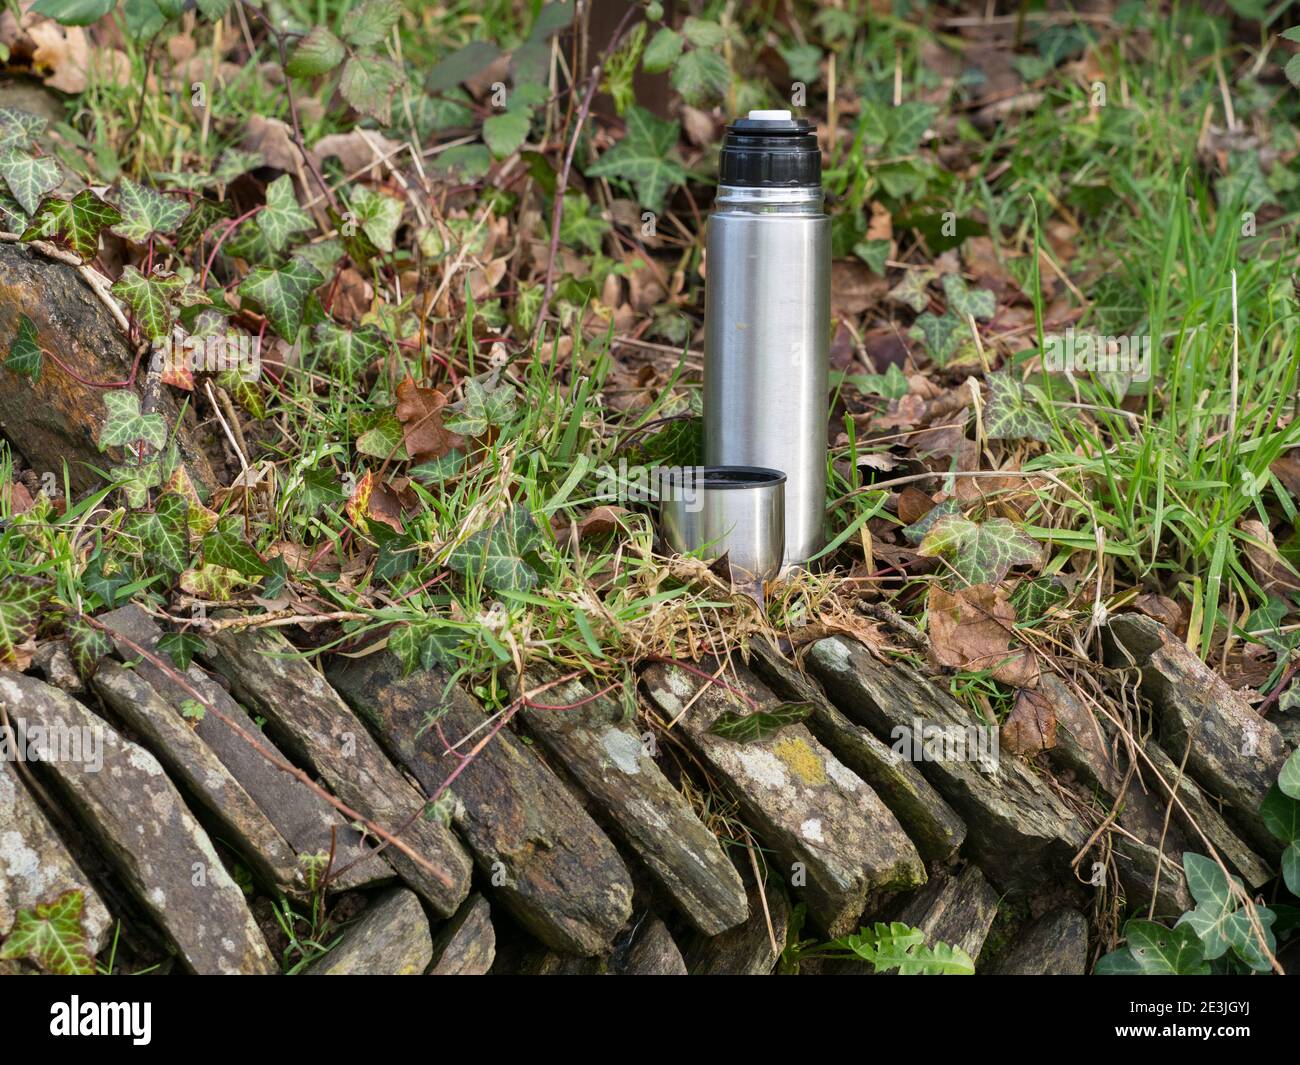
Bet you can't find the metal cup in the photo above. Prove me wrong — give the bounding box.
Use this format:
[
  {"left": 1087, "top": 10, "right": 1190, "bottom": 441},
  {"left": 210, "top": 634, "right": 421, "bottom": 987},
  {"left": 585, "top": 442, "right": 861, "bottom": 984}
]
[{"left": 658, "top": 466, "right": 786, "bottom": 586}]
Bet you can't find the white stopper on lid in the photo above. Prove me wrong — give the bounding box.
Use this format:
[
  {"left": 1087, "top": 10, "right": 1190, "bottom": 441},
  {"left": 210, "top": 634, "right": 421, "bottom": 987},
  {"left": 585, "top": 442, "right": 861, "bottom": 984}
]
[{"left": 746, "top": 109, "right": 792, "bottom": 121}]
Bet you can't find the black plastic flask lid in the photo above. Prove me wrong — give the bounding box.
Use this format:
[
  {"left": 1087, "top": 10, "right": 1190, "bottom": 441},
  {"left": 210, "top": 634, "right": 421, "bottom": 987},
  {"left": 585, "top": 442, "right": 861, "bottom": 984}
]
[{"left": 719, "top": 110, "right": 820, "bottom": 189}]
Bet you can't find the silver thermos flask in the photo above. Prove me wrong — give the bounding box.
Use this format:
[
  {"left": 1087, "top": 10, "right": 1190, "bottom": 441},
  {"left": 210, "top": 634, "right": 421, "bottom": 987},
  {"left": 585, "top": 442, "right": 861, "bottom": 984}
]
[{"left": 704, "top": 110, "right": 829, "bottom": 568}]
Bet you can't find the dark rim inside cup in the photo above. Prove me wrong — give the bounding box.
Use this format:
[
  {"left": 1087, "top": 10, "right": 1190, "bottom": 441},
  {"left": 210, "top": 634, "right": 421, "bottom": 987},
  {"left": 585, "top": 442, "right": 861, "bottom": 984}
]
[{"left": 696, "top": 466, "right": 786, "bottom": 489}]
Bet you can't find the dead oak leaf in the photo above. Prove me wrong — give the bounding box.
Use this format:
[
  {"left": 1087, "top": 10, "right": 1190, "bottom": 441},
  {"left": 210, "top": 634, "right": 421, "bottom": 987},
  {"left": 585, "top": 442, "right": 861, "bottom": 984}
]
[
  {"left": 394, "top": 376, "right": 465, "bottom": 464},
  {"left": 927, "top": 582, "right": 1040, "bottom": 688}
]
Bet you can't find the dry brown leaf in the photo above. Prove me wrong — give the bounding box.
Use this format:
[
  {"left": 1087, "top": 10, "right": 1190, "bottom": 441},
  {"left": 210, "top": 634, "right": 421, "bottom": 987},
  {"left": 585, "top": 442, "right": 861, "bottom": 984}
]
[
  {"left": 1271, "top": 453, "right": 1300, "bottom": 500},
  {"left": 553, "top": 505, "right": 632, "bottom": 549},
  {"left": 394, "top": 376, "right": 464, "bottom": 464},
  {"left": 1002, "top": 686, "right": 1056, "bottom": 756},
  {"left": 1240, "top": 519, "right": 1300, "bottom": 596},
  {"left": 897, "top": 486, "right": 936, "bottom": 525},
  {"left": 928, "top": 583, "right": 1040, "bottom": 688},
  {"left": 243, "top": 114, "right": 318, "bottom": 175},
  {"left": 313, "top": 130, "right": 404, "bottom": 180},
  {"left": 1131, "top": 592, "right": 1184, "bottom": 632}
]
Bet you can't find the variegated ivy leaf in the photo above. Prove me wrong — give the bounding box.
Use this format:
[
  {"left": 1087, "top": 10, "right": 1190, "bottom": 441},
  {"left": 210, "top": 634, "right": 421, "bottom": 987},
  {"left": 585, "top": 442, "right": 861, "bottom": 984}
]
[
  {"left": 66, "top": 617, "right": 112, "bottom": 678},
  {"left": 355, "top": 411, "right": 408, "bottom": 459},
  {"left": 0, "top": 185, "right": 28, "bottom": 229},
  {"left": 918, "top": 515, "right": 1040, "bottom": 585},
  {"left": 340, "top": 55, "right": 406, "bottom": 125},
  {"left": 108, "top": 458, "right": 162, "bottom": 508},
  {"left": 21, "top": 189, "right": 123, "bottom": 262},
  {"left": 213, "top": 147, "right": 263, "bottom": 184},
  {"left": 156, "top": 631, "right": 207, "bottom": 670},
  {"left": 99, "top": 390, "right": 168, "bottom": 451},
  {"left": 888, "top": 267, "right": 936, "bottom": 313},
  {"left": 109, "top": 178, "right": 190, "bottom": 243},
  {"left": 315, "top": 320, "right": 387, "bottom": 375},
  {"left": 908, "top": 311, "right": 966, "bottom": 365},
  {"left": 941, "top": 273, "right": 996, "bottom": 321},
  {"left": 178, "top": 564, "right": 251, "bottom": 601},
  {"left": 202, "top": 515, "right": 272, "bottom": 578},
  {"left": 447, "top": 505, "right": 543, "bottom": 592},
  {"left": 0, "top": 579, "right": 46, "bottom": 666},
  {"left": 0, "top": 889, "right": 94, "bottom": 975},
  {"left": 5, "top": 314, "right": 42, "bottom": 382},
  {"left": 173, "top": 197, "right": 232, "bottom": 250},
  {"left": 585, "top": 106, "right": 687, "bottom": 214},
  {"left": 238, "top": 257, "right": 324, "bottom": 339},
  {"left": 444, "top": 376, "right": 518, "bottom": 436},
  {"left": 0, "top": 150, "right": 61, "bottom": 214},
  {"left": 257, "top": 175, "right": 314, "bottom": 253},
  {"left": 1009, "top": 575, "right": 1069, "bottom": 620},
  {"left": 984, "top": 372, "right": 1052, "bottom": 442},
  {"left": 0, "top": 107, "right": 47, "bottom": 153},
  {"left": 347, "top": 185, "right": 403, "bottom": 253},
  {"left": 902, "top": 497, "right": 960, "bottom": 545},
  {"left": 709, "top": 701, "right": 813, "bottom": 743},
  {"left": 389, "top": 620, "right": 460, "bottom": 675},
  {"left": 125, "top": 491, "right": 189, "bottom": 573},
  {"left": 292, "top": 238, "right": 343, "bottom": 276},
  {"left": 112, "top": 266, "right": 185, "bottom": 343}
]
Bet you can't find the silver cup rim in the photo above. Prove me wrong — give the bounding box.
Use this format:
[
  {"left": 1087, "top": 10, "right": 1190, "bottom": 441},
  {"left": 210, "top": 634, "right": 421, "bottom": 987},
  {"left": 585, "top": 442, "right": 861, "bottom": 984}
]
[{"left": 676, "top": 465, "right": 786, "bottom": 490}]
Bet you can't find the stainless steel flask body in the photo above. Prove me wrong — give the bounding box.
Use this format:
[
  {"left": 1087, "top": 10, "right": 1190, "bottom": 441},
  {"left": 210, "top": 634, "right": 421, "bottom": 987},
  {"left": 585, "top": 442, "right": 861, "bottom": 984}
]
[{"left": 704, "top": 185, "right": 829, "bottom": 567}]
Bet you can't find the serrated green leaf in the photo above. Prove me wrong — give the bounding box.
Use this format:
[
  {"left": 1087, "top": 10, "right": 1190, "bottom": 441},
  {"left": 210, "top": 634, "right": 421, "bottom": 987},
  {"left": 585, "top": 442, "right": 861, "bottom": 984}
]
[
  {"left": 585, "top": 106, "right": 686, "bottom": 213},
  {"left": 238, "top": 257, "right": 324, "bottom": 339},
  {"left": 448, "top": 505, "right": 542, "bottom": 592},
  {"left": 483, "top": 107, "right": 532, "bottom": 159},
  {"left": 708, "top": 701, "right": 813, "bottom": 743},
  {"left": 340, "top": 0, "right": 403, "bottom": 47},
  {"left": 99, "top": 390, "right": 168, "bottom": 450},
  {"left": 0, "top": 889, "right": 94, "bottom": 975},
  {"left": 5, "top": 314, "right": 41, "bottom": 382},
  {"left": 20, "top": 189, "right": 122, "bottom": 261},
  {"left": 918, "top": 515, "right": 1040, "bottom": 585},
  {"left": 642, "top": 27, "right": 682, "bottom": 72},
  {"left": 0, "top": 150, "right": 61, "bottom": 214},
  {"left": 671, "top": 48, "right": 730, "bottom": 106},
  {"left": 340, "top": 56, "right": 405, "bottom": 125},
  {"left": 112, "top": 266, "right": 184, "bottom": 343},
  {"left": 110, "top": 177, "right": 189, "bottom": 243},
  {"left": 257, "top": 174, "right": 314, "bottom": 253},
  {"left": 984, "top": 372, "right": 1052, "bottom": 442},
  {"left": 287, "top": 25, "right": 346, "bottom": 77}
]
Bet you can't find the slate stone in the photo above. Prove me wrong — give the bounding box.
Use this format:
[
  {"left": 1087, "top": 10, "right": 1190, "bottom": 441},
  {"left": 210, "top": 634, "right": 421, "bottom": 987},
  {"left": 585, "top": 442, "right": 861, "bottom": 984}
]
[
  {"left": 305, "top": 888, "right": 432, "bottom": 975},
  {"left": 987, "top": 908, "right": 1088, "bottom": 975},
  {"left": 428, "top": 893, "right": 495, "bottom": 975}
]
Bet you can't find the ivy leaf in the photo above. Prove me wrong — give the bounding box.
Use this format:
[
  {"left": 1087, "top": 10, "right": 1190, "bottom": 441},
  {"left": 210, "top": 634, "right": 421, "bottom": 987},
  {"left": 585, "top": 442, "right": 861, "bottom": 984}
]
[
  {"left": 202, "top": 515, "right": 272, "bottom": 578},
  {"left": 908, "top": 311, "right": 966, "bottom": 365},
  {"left": 918, "top": 515, "right": 1040, "bottom": 585},
  {"left": 942, "top": 273, "right": 996, "bottom": 321},
  {"left": 448, "top": 505, "right": 543, "bottom": 592},
  {"left": 585, "top": 106, "right": 687, "bottom": 213},
  {"left": 355, "top": 412, "right": 408, "bottom": 459},
  {"left": 708, "top": 701, "right": 813, "bottom": 743},
  {"left": 844, "top": 363, "right": 908, "bottom": 400},
  {"left": 157, "top": 630, "right": 207, "bottom": 671},
  {"left": 984, "top": 372, "right": 1052, "bottom": 442},
  {"left": 238, "top": 257, "right": 324, "bottom": 339},
  {"left": 1282, "top": 842, "right": 1300, "bottom": 897},
  {"left": 0, "top": 580, "right": 45, "bottom": 666},
  {"left": 444, "top": 376, "right": 518, "bottom": 437},
  {"left": 1122, "top": 919, "right": 1209, "bottom": 975},
  {"left": 0, "top": 890, "right": 94, "bottom": 975},
  {"left": 888, "top": 267, "right": 935, "bottom": 313},
  {"left": 111, "top": 266, "right": 184, "bottom": 343},
  {"left": 110, "top": 177, "right": 189, "bottom": 243},
  {"left": 902, "top": 497, "right": 960, "bottom": 544},
  {"left": 174, "top": 196, "right": 232, "bottom": 250},
  {"left": 195, "top": 0, "right": 232, "bottom": 18},
  {"left": 1261, "top": 784, "right": 1300, "bottom": 844},
  {"left": 483, "top": 106, "right": 532, "bottom": 159},
  {"left": 853, "top": 238, "right": 890, "bottom": 275},
  {"left": 0, "top": 108, "right": 47, "bottom": 153},
  {"left": 347, "top": 185, "right": 403, "bottom": 253},
  {"left": 66, "top": 617, "right": 112, "bottom": 678},
  {"left": 257, "top": 175, "right": 314, "bottom": 254},
  {"left": 389, "top": 620, "right": 460, "bottom": 674},
  {"left": 671, "top": 48, "right": 730, "bottom": 106},
  {"left": 886, "top": 102, "right": 938, "bottom": 154},
  {"left": 99, "top": 390, "right": 168, "bottom": 450},
  {"left": 1009, "top": 575, "right": 1069, "bottom": 620},
  {"left": 82, "top": 553, "right": 131, "bottom": 608},
  {"left": 20, "top": 189, "right": 122, "bottom": 261},
  {"left": 1177, "top": 852, "right": 1239, "bottom": 960},
  {"left": 557, "top": 191, "right": 609, "bottom": 253},
  {"left": 340, "top": 56, "right": 405, "bottom": 125},
  {"left": 213, "top": 147, "right": 263, "bottom": 184},
  {"left": 5, "top": 314, "right": 42, "bottom": 382},
  {"left": 340, "top": 0, "right": 403, "bottom": 48},
  {"left": 108, "top": 457, "right": 163, "bottom": 507},
  {"left": 1278, "top": 747, "right": 1300, "bottom": 800},
  {"left": 179, "top": 564, "right": 251, "bottom": 600},
  {"left": 125, "top": 491, "right": 189, "bottom": 573},
  {"left": 286, "top": 25, "right": 346, "bottom": 77},
  {"left": 0, "top": 149, "right": 61, "bottom": 214},
  {"left": 315, "top": 321, "right": 387, "bottom": 375}
]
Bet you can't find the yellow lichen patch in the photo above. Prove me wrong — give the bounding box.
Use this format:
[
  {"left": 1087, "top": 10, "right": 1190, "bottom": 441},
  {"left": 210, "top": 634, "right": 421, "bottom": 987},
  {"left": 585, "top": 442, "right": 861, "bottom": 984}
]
[{"left": 771, "top": 736, "right": 826, "bottom": 786}]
